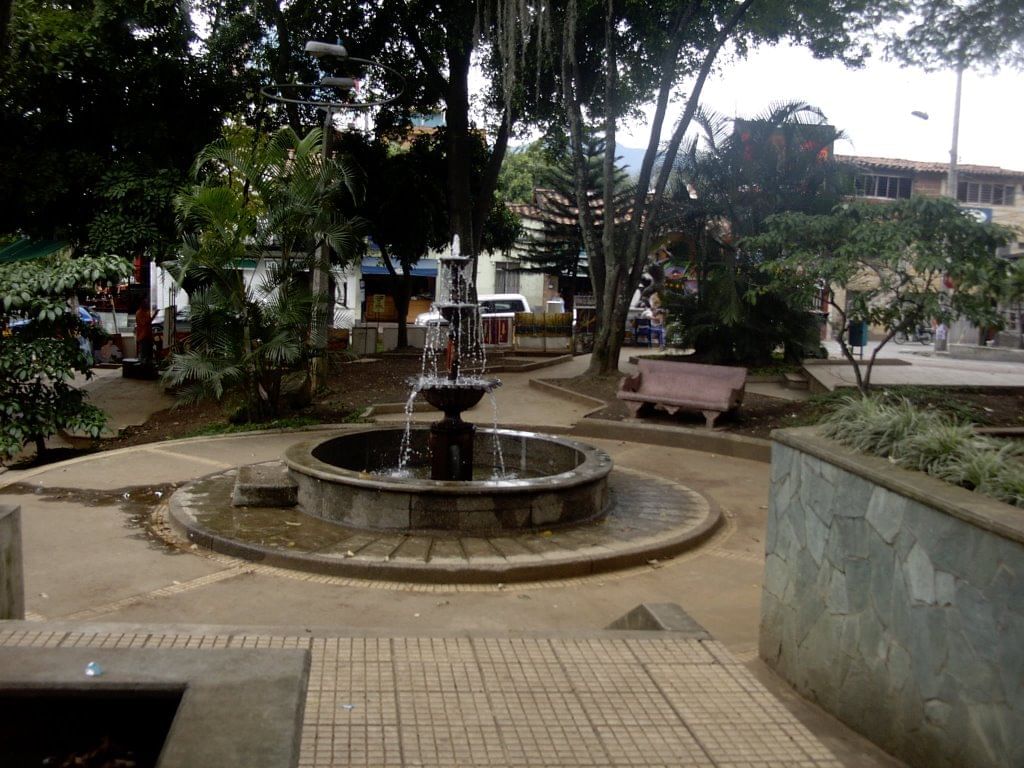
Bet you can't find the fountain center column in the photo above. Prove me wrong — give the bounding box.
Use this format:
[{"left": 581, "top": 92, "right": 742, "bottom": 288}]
[{"left": 415, "top": 236, "right": 498, "bottom": 481}]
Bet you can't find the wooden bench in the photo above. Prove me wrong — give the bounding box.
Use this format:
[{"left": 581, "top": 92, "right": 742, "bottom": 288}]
[{"left": 617, "top": 359, "right": 747, "bottom": 428}]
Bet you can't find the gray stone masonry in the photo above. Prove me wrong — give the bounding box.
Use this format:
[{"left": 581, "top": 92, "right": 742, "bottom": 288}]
[
  {"left": 0, "top": 504, "right": 24, "bottom": 620},
  {"left": 761, "top": 428, "right": 1024, "bottom": 768}
]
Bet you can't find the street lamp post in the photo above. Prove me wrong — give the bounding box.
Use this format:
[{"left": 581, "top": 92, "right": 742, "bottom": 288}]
[
  {"left": 261, "top": 41, "right": 403, "bottom": 393},
  {"left": 911, "top": 64, "right": 965, "bottom": 351},
  {"left": 948, "top": 64, "right": 963, "bottom": 200}
]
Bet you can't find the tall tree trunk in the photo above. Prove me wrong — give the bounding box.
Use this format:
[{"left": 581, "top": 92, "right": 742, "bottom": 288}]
[
  {"left": 571, "top": 0, "right": 756, "bottom": 376},
  {"left": 445, "top": 47, "right": 475, "bottom": 260}
]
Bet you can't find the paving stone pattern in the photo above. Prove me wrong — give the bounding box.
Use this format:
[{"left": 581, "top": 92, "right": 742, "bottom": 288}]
[
  {"left": 761, "top": 439, "right": 1024, "bottom": 768},
  {"left": 0, "top": 626, "right": 841, "bottom": 767},
  {"left": 173, "top": 467, "right": 714, "bottom": 581}
]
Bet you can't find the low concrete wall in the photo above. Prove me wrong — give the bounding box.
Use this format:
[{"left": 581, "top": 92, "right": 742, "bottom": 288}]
[
  {"left": 949, "top": 343, "right": 1024, "bottom": 364},
  {"left": 0, "top": 505, "right": 24, "bottom": 620},
  {"left": 761, "top": 428, "right": 1024, "bottom": 768}
]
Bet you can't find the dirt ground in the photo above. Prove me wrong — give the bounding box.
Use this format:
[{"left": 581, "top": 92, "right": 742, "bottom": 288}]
[
  {"left": 10, "top": 353, "right": 1024, "bottom": 468},
  {"left": 116, "top": 354, "right": 1024, "bottom": 444}
]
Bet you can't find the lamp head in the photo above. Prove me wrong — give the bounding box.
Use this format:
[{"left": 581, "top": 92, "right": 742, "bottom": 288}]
[
  {"left": 305, "top": 40, "right": 348, "bottom": 59},
  {"left": 320, "top": 76, "right": 356, "bottom": 90}
]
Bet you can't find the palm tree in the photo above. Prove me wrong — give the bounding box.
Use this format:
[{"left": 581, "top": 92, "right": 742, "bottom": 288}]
[
  {"left": 665, "top": 102, "right": 853, "bottom": 364},
  {"left": 164, "top": 126, "right": 365, "bottom": 419}
]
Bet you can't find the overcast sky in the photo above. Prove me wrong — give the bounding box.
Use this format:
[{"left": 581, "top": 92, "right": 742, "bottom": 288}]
[{"left": 616, "top": 42, "right": 1024, "bottom": 171}]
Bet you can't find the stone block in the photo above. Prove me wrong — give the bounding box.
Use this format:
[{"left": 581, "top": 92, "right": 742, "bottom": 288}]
[
  {"left": 843, "top": 558, "right": 872, "bottom": 613},
  {"left": 805, "top": 508, "right": 829, "bottom": 566},
  {"left": 0, "top": 505, "right": 24, "bottom": 620},
  {"left": 232, "top": 462, "right": 298, "bottom": 507},
  {"left": 763, "top": 553, "right": 789, "bottom": 600},
  {"left": 866, "top": 486, "right": 904, "bottom": 543},
  {"left": 825, "top": 568, "right": 850, "bottom": 614},
  {"left": 458, "top": 509, "right": 501, "bottom": 530},
  {"left": 531, "top": 495, "right": 563, "bottom": 526},
  {"left": 903, "top": 543, "right": 936, "bottom": 604}
]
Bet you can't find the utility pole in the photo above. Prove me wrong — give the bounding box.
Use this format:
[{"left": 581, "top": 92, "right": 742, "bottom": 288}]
[
  {"left": 948, "top": 64, "right": 963, "bottom": 199},
  {"left": 305, "top": 41, "right": 350, "bottom": 394},
  {"left": 261, "top": 39, "right": 403, "bottom": 393}
]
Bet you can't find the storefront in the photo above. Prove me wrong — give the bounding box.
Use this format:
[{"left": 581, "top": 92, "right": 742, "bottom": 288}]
[{"left": 359, "top": 257, "right": 438, "bottom": 322}]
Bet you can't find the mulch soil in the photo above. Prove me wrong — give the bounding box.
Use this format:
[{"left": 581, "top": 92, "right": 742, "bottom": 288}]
[{"left": 7, "top": 353, "right": 1024, "bottom": 469}]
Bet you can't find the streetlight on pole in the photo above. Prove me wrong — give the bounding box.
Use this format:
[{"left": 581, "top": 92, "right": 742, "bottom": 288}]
[
  {"left": 910, "top": 62, "right": 963, "bottom": 201},
  {"left": 261, "top": 41, "right": 404, "bottom": 393},
  {"left": 948, "top": 64, "right": 964, "bottom": 200}
]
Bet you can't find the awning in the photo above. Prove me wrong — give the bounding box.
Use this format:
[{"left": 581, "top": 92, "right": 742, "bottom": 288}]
[
  {"left": 360, "top": 257, "right": 438, "bottom": 277},
  {"left": 0, "top": 238, "right": 67, "bottom": 265}
]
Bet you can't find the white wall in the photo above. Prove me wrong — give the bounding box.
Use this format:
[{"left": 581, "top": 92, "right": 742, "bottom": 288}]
[{"left": 154, "top": 260, "right": 361, "bottom": 325}]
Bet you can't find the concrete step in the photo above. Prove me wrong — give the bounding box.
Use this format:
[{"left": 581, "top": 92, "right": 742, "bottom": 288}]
[{"left": 784, "top": 371, "right": 810, "bottom": 390}]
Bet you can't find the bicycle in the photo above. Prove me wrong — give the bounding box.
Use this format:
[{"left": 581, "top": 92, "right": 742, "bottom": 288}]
[{"left": 893, "top": 326, "right": 934, "bottom": 345}]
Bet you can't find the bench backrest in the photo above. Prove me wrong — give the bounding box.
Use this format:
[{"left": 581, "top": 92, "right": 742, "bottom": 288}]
[{"left": 635, "top": 359, "right": 746, "bottom": 399}]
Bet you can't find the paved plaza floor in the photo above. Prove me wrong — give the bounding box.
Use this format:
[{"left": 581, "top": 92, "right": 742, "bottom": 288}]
[
  {"left": 8, "top": 349, "right": 997, "bottom": 765},
  {"left": 1, "top": 624, "right": 846, "bottom": 767}
]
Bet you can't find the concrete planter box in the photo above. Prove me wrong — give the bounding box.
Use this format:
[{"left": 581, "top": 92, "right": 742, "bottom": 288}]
[
  {"left": 514, "top": 334, "right": 572, "bottom": 354},
  {"left": 761, "top": 428, "right": 1024, "bottom": 768}
]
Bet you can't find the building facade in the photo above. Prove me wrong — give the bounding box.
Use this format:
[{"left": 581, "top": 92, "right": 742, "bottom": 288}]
[{"left": 838, "top": 155, "right": 1024, "bottom": 344}]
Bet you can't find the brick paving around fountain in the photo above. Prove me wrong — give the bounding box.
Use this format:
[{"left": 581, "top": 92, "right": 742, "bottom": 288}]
[{"left": 167, "top": 465, "right": 720, "bottom": 583}]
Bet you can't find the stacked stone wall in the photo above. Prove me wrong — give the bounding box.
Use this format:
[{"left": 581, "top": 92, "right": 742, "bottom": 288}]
[{"left": 761, "top": 429, "right": 1024, "bottom": 768}]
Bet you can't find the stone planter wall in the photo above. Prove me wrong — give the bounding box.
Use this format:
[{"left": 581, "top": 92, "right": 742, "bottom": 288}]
[
  {"left": 761, "top": 428, "right": 1024, "bottom": 768},
  {"left": 0, "top": 505, "right": 24, "bottom": 620}
]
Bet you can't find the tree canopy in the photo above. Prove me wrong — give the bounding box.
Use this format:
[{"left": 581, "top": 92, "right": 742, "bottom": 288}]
[
  {"left": 664, "top": 102, "right": 851, "bottom": 364},
  {"left": 553, "top": 0, "right": 901, "bottom": 375},
  {"left": 0, "top": 0, "right": 226, "bottom": 254},
  {"left": 888, "top": 0, "right": 1024, "bottom": 72},
  {"left": 749, "top": 196, "right": 1014, "bottom": 392}
]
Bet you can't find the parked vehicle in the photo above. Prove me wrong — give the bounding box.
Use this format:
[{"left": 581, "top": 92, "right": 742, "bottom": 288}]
[
  {"left": 3, "top": 305, "right": 102, "bottom": 364},
  {"left": 151, "top": 307, "right": 191, "bottom": 352},
  {"left": 4, "top": 305, "right": 100, "bottom": 335},
  {"left": 413, "top": 293, "right": 531, "bottom": 327}
]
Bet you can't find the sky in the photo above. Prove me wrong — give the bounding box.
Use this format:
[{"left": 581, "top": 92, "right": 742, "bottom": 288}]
[{"left": 615, "top": 42, "right": 1024, "bottom": 171}]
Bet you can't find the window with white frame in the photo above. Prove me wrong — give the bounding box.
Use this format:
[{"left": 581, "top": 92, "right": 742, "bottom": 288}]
[
  {"left": 957, "top": 181, "right": 1016, "bottom": 206},
  {"left": 494, "top": 261, "right": 520, "bottom": 293},
  {"left": 854, "top": 174, "right": 912, "bottom": 199}
]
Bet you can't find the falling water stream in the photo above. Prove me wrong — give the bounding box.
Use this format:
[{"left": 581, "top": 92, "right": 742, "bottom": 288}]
[{"left": 393, "top": 235, "right": 506, "bottom": 479}]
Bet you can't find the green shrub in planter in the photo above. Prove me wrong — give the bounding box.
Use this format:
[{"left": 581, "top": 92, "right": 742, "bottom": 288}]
[{"left": 820, "top": 396, "right": 1024, "bottom": 508}]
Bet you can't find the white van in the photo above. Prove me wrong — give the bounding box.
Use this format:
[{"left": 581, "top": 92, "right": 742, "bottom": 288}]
[{"left": 414, "top": 293, "right": 531, "bottom": 326}]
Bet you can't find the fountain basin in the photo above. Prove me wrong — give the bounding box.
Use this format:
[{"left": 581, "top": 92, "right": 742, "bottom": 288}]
[
  {"left": 283, "top": 426, "right": 612, "bottom": 532},
  {"left": 412, "top": 376, "right": 500, "bottom": 419}
]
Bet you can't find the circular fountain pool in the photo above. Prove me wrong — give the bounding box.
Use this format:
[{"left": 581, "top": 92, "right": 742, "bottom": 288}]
[{"left": 283, "top": 426, "right": 612, "bottom": 532}]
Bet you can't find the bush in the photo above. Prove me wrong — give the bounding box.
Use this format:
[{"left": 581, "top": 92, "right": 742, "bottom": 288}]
[{"left": 820, "top": 396, "right": 1024, "bottom": 508}]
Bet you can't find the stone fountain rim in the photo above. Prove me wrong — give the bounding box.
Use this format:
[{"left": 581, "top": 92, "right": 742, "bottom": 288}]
[{"left": 283, "top": 425, "right": 613, "bottom": 495}]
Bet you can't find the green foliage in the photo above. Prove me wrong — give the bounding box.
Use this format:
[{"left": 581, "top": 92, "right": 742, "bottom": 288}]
[
  {"left": 750, "top": 196, "right": 1014, "bottom": 392},
  {"left": 665, "top": 102, "right": 849, "bottom": 365},
  {"left": 164, "top": 127, "right": 366, "bottom": 420},
  {"left": 498, "top": 141, "right": 556, "bottom": 204},
  {"left": 820, "top": 396, "right": 1024, "bottom": 507},
  {"left": 0, "top": 254, "right": 130, "bottom": 457},
  {"left": 0, "top": 0, "right": 225, "bottom": 249},
  {"left": 888, "top": 0, "right": 1024, "bottom": 72}
]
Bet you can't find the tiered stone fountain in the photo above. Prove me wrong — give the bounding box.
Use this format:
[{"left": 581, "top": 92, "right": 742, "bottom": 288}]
[
  {"left": 279, "top": 237, "right": 612, "bottom": 532},
  {"left": 167, "top": 237, "right": 722, "bottom": 581}
]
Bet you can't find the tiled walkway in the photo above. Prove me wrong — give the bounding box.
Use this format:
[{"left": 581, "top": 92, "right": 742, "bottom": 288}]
[{"left": 0, "top": 625, "right": 841, "bottom": 767}]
